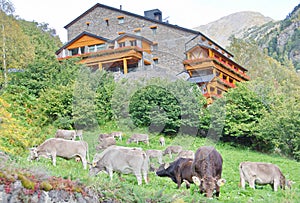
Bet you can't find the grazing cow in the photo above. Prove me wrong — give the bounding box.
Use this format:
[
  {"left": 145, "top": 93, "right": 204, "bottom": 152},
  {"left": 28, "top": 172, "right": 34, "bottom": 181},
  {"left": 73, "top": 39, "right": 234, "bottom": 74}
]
[
  {"left": 98, "top": 133, "right": 113, "bottom": 141},
  {"left": 239, "top": 161, "right": 293, "bottom": 191},
  {"left": 192, "top": 146, "right": 225, "bottom": 198},
  {"left": 96, "top": 137, "right": 116, "bottom": 150},
  {"left": 55, "top": 129, "right": 83, "bottom": 140},
  {"left": 92, "top": 145, "right": 143, "bottom": 164},
  {"left": 163, "top": 145, "right": 183, "bottom": 159},
  {"left": 127, "top": 134, "right": 149, "bottom": 146},
  {"left": 89, "top": 145, "right": 149, "bottom": 185},
  {"left": 110, "top": 132, "right": 123, "bottom": 140},
  {"left": 156, "top": 158, "right": 194, "bottom": 189},
  {"left": 28, "top": 138, "right": 88, "bottom": 169},
  {"left": 159, "top": 137, "right": 165, "bottom": 146},
  {"left": 176, "top": 150, "right": 195, "bottom": 160},
  {"left": 145, "top": 149, "right": 163, "bottom": 164}
]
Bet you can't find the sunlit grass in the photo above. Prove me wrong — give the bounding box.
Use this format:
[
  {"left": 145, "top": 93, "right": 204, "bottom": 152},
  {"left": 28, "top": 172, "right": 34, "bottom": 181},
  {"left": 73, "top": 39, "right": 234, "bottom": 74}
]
[{"left": 12, "top": 125, "right": 300, "bottom": 203}]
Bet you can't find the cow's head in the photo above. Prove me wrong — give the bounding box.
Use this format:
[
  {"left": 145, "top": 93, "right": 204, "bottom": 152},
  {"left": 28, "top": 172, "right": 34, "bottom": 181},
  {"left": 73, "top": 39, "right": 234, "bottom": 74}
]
[
  {"left": 192, "top": 176, "right": 226, "bottom": 198},
  {"left": 28, "top": 147, "right": 39, "bottom": 161},
  {"left": 156, "top": 163, "right": 170, "bottom": 176}
]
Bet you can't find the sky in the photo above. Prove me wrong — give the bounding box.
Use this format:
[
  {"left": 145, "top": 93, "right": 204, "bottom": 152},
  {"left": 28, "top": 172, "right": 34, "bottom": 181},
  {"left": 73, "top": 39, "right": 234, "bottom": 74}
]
[{"left": 11, "top": 0, "right": 299, "bottom": 43}]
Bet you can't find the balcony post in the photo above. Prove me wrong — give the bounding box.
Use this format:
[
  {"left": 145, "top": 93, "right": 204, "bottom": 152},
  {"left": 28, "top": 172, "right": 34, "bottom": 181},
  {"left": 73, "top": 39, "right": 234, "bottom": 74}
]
[{"left": 123, "top": 58, "right": 128, "bottom": 74}]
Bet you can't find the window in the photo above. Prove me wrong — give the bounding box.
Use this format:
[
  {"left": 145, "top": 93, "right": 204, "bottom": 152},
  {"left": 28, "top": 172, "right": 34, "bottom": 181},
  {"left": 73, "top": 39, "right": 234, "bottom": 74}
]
[
  {"left": 88, "top": 44, "right": 106, "bottom": 52},
  {"left": 152, "top": 42, "right": 158, "bottom": 51},
  {"left": 88, "top": 46, "right": 95, "bottom": 52},
  {"left": 104, "top": 18, "right": 109, "bottom": 26},
  {"left": 134, "top": 28, "right": 141, "bottom": 36},
  {"left": 150, "top": 25, "right": 157, "bottom": 35},
  {"left": 96, "top": 44, "right": 106, "bottom": 51},
  {"left": 130, "top": 40, "right": 137, "bottom": 46},
  {"left": 217, "top": 89, "right": 222, "bottom": 95},
  {"left": 119, "top": 42, "right": 125, "bottom": 47},
  {"left": 70, "top": 48, "right": 78, "bottom": 56},
  {"left": 117, "top": 16, "right": 124, "bottom": 24}
]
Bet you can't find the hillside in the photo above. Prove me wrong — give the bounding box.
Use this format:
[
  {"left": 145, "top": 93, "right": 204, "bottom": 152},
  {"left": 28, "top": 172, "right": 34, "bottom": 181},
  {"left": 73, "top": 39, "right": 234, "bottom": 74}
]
[
  {"left": 193, "top": 11, "right": 274, "bottom": 47},
  {"left": 194, "top": 4, "right": 300, "bottom": 71}
]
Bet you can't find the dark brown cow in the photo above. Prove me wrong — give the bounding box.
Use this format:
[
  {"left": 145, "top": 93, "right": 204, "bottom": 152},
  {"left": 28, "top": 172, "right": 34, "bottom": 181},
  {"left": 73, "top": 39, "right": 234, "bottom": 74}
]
[
  {"left": 156, "top": 158, "right": 194, "bottom": 189},
  {"left": 192, "top": 146, "right": 225, "bottom": 198}
]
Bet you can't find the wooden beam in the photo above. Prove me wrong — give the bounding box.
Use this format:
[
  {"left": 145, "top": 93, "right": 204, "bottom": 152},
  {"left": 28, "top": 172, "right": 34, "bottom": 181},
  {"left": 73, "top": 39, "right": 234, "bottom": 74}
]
[{"left": 123, "top": 58, "right": 128, "bottom": 74}]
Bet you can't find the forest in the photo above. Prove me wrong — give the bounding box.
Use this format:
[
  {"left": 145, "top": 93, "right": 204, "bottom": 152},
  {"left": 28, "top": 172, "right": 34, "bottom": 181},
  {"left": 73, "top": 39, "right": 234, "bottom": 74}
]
[{"left": 0, "top": 1, "right": 300, "bottom": 202}]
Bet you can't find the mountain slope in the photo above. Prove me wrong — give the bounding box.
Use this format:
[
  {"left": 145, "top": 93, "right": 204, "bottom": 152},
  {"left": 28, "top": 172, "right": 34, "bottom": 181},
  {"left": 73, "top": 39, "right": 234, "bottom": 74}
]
[{"left": 193, "top": 11, "right": 274, "bottom": 47}]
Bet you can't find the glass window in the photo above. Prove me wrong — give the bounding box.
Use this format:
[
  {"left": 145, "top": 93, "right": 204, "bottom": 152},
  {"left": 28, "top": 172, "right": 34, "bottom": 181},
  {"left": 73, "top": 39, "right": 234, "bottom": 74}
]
[
  {"left": 96, "top": 44, "right": 106, "bottom": 51},
  {"left": 70, "top": 48, "right": 78, "bottom": 56},
  {"left": 130, "top": 40, "right": 137, "bottom": 46},
  {"left": 119, "top": 42, "right": 125, "bottom": 47},
  {"left": 88, "top": 45, "right": 95, "bottom": 52},
  {"left": 118, "top": 18, "right": 124, "bottom": 24}
]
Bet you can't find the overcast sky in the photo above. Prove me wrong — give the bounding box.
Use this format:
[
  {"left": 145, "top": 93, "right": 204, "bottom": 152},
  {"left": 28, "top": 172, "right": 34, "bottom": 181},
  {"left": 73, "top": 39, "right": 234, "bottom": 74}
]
[{"left": 11, "top": 0, "right": 299, "bottom": 43}]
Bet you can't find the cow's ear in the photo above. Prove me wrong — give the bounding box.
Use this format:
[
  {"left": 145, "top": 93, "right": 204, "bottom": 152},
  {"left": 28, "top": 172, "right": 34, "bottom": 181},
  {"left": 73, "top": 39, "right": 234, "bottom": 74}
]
[
  {"left": 217, "top": 178, "right": 226, "bottom": 187},
  {"left": 192, "top": 176, "right": 201, "bottom": 186},
  {"left": 164, "top": 163, "right": 169, "bottom": 169}
]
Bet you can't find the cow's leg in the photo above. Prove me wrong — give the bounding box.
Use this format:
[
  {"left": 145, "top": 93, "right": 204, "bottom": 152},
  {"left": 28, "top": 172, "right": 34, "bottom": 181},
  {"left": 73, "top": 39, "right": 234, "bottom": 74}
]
[
  {"left": 216, "top": 185, "right": 220, "bottom": 197},
  {"left": 249, "top": 178, "right": 255, "bottom": 189},
  {"left": 240, "top": 176, "right": 246, "bottom": 189},
  {"left": 80, "top": 155, "right": 87, "bottom": 170},
  {"left": 183, "top": 179, "right": 190, "bottom": 189},
  {"left": 135, "top": 171, "right": 143, "bottom": 185},
  {"left": 158, "top": 156, "right": 163, "bottom": 164},
  {"left": 51, "top": 153, "right": 57, "bottom": 166},
  {"left": 175, "top": 174, "right": 182, "bottom": 189},
  {"left": 273, "top": 179, "right": 279, "bottom": 191},
  {"left": 142, "top": 169, "right": 148, "bottom": 184},
  {"left": 107, "top": 168, "right": 114, "bottom": 181}
]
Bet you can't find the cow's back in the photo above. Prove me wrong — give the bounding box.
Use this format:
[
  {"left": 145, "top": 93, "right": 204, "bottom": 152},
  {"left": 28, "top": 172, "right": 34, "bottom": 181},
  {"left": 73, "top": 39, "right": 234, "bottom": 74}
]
[
  {"left": 38, "top": 138, "right": 87, "bottom": 158},
  {"left": 98, "top": 146, "right": 148, "bottom": 173}
]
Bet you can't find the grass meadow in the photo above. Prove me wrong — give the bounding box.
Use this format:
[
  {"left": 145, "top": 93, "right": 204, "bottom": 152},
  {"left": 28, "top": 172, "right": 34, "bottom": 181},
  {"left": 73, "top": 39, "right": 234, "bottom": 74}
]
[{"left": 13, "top": 126, "right": 300, "bottom": 203}]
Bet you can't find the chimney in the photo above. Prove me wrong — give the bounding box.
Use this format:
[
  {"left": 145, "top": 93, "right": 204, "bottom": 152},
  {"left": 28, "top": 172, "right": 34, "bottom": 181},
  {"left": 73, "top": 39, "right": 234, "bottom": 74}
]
[{"left": 144, "top": 9, "right": 162, "bottom": 22}]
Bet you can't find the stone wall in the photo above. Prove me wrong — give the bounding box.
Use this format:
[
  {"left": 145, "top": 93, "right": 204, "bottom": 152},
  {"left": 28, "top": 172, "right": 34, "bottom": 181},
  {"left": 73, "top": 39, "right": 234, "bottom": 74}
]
[{"left": 65, "top": 5, "right": 199, "bottom": 74}]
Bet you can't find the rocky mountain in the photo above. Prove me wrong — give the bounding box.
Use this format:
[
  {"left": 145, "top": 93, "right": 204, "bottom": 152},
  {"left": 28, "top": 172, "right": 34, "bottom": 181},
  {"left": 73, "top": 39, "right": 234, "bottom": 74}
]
[
  {"left": 194, "top": 4, "right": 300, "bottom": 71},
  {"left": 193, "top": 11, "right": 274, "bottom": 47}
]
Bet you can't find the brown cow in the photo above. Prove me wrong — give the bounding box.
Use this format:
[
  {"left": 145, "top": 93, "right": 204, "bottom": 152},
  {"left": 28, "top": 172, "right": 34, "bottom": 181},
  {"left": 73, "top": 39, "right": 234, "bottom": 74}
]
[
  {"left": 156, "top": 158, "right": 194, "bottom": 189},
  {"left": 239, "top": 161, "right": 293, "bottom": 191},
  {"left": 28, "top": 138, "right": 88, "bottom": 169},
  {"left": 192, "top": 146, "right": 225, "bottom": 198}
]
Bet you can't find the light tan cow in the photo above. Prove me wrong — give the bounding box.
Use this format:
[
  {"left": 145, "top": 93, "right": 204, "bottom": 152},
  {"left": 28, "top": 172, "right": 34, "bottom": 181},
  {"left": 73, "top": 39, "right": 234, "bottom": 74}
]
[
  {"left": 146, "top": 149, "right": 163, "bottom": 164},
  {"left": 127, "top": 134, "right": 149, "bottom": 146},
  {"left": 176, "top": 150, "right": 195, "bottom": 160},
  {"left": 163, "top": 145, "right": 183, "bottom": 159},
  {"left": 28, "top": 138, "right": 88, "bottom": 169},
  {"left": 89, "top": 145, "right": 149, "bottom": 185},
  {"left": 159, "top": 137, "right": 165, "bottom": 146},
  {"left": 96, "top": 137, "right": 116, "bottom": 150},
  {"left": 55, "top": 129, "right": 83, "bottom": 140},
  {"left": 239, "top": 161, "right": 293, "bottom": 191}
]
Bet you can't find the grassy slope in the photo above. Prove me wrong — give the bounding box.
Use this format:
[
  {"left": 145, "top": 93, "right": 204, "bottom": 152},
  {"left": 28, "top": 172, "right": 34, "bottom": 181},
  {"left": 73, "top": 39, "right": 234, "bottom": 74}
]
[{"left": 15, "top": 128, "right": 300, "bottom": 203}]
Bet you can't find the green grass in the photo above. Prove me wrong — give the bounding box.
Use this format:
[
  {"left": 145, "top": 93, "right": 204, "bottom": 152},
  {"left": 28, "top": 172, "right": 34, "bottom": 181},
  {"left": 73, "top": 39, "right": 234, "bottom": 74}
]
[{"left": 12, "top": 126, "right": 300, "bottom": 203}]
